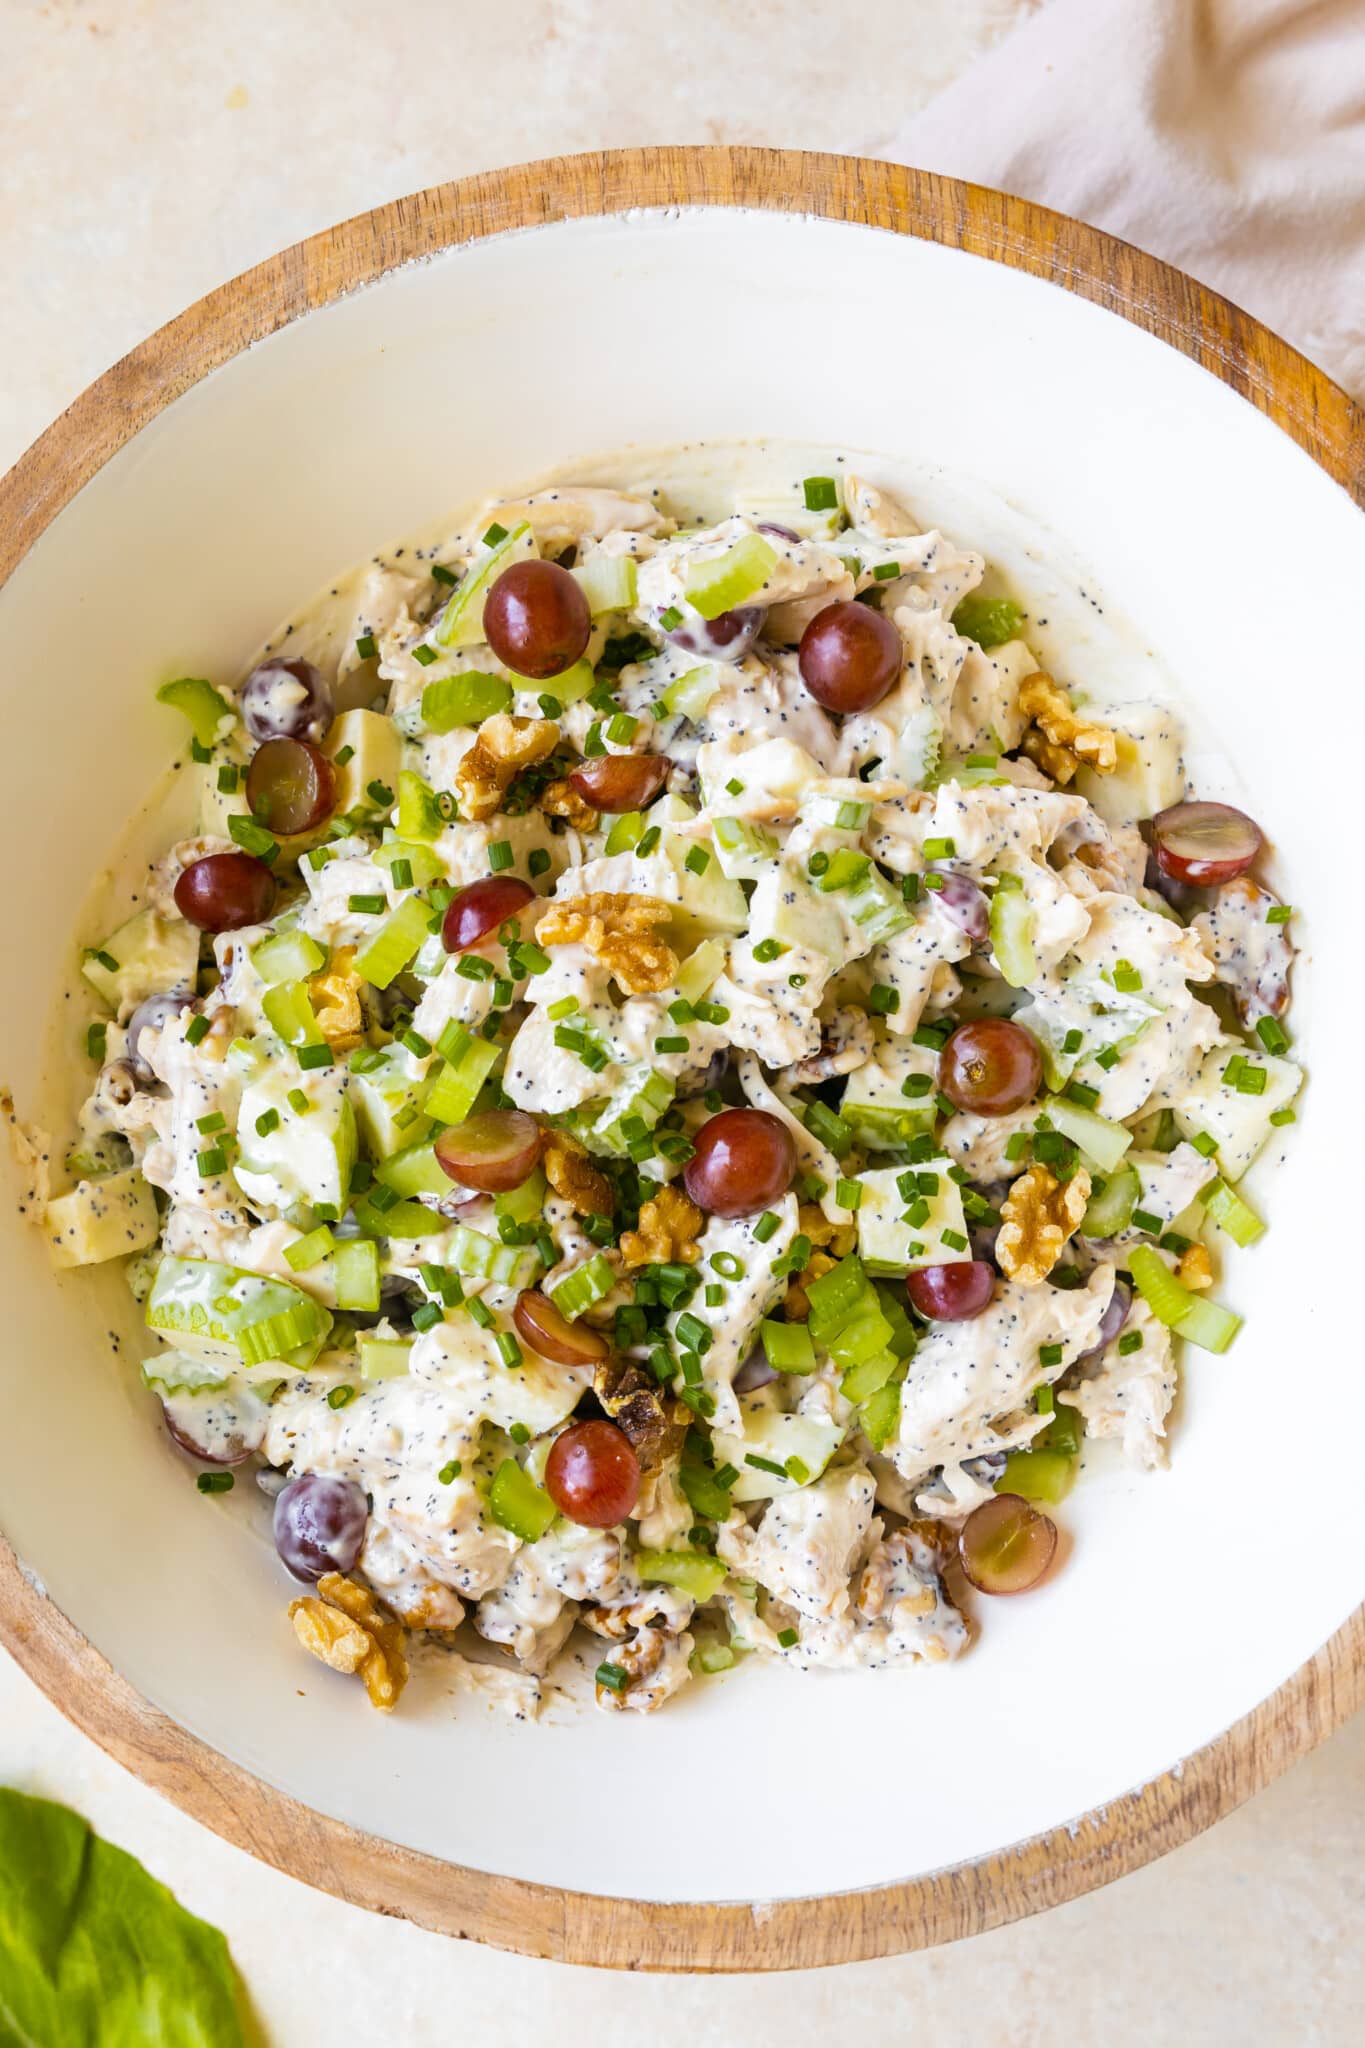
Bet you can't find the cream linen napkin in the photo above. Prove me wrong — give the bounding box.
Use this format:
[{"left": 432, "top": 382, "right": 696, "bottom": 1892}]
[{"left": 893, "top": 0, "right": 1365, "bottom": 404}]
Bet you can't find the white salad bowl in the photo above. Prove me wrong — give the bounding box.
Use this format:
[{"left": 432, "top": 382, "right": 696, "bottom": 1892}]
[{"left": 0, "top": 150, "right": 1361, "bottom": 1970}]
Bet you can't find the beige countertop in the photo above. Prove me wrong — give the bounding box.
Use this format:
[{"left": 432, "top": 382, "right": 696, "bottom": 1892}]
[{"left": 1, "top": 3, "right": 1360, "bottom": 2041}]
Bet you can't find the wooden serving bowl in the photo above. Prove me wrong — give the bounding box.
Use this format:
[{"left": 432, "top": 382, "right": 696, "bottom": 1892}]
[{"left": 0, "top": 149, "right": 1360, "bottom": 1970}]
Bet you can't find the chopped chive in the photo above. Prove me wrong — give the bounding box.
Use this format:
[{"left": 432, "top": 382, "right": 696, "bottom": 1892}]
[
  {"left": 400, "top": 1028, "right": 432, "bottom": 1058},
  {"left": 1065, "top": 1079, "right": 1101, "bottom": 1111},
  {"left": 867, "top": 983, "right": 899, "bottom": 1015},
  {"left": 788, "top": 973, "right": 807, "bottom": 989},
  {"left": 410, "top": 1302, "right": 442, "bottom": 1332},
  {"left": 684, "top": 845, "right": 711, "bottom": 876},
  {"left": 807, "top": 851, "right": 830, "bottom": 878},
  {"left": 1255, "top": 1015, "right": 1289, "bottom": 1055},
  {"left": 596, "top": 1661, "right": 629, "bottom": 1693},
  {"left": 286, "top": 1088, "right": 310, "bottom": 1115},
  {"left": 496, "top": 1332, "right": 523, "bottom": 1368},
  {"left": 835, "top": 1177, "right": 862, "bottom": 1210},
  {"left": 326, "top": 1384, "right": 356, "bottom": 1410},
  {"left": 227, "top": 815, "right": 278, "bottom": 862},
  {"left": 1266, "top": 903, "right": 1292, "bottom": 924},
  {"left": 1118, "top": 1330, "right": 1144, "bottom": 1355},
  {"left": 658, "top": 606, "right": 683, "bottom": 631},
  {"left": 745, "top": 1453, "right": 788, "bottom": 1478},
  {"left": 196, "top": 1111, "right": 226, "bottom": 1135},
  {"left": 184, "top": 1015, "right": 211, "bottom": 1048},
  {"left": 527, "top": 847, "right": 551, "bottom": 879},
  {"left": 1234, "top": 1064, "right": 1268, "bottom": 1096},
  {"left": 196, "top": 1146, "right": 227, "bottom": 1177},
  {"left": 753, "top": 1211, "right": 780, "bottom": 1243},
  {"left": 216, "top": 764, "right": 239, "bottom": 793},
  {"left": 872, "top": 560, "right": 900, "bottom": 581},
  {"left": 196, "top": 1471, "right": 234, "bottom": 1494},
  {"left": 752, "top": 938, "right": 785, "bottom": 962},
  {"left": 333, "top": 744, "right": 356, "bottom": 766},
  {"left": 1034, "top": 1384, "right": 1055, "bottom": 1415},
  {"left": 636, "top": 825, "right": 661, "bottom": 857},
  {"left": 1132, "top": 1208, "right": 1163, "bottom": 1235},
  {"left": 802, "top": 475, "right": 838, "bottom": 510},
  {"left": 466, "top": 1296, "right": 494, "bottom": 1329},
  {"left": 438, "top": 1458, "right": 463, "bottom": 1482},
  {"left": 912, "top": 1020, "right": 950, "bottom": 1051},
  {"left": 1112, "top": 960, "right": 1143, "bottom": 993},
  {"left": 252, "top": 1107, "right": 280, "bottom": 1138},
  {"left": 366, "top": 779, "right": 394, "bottom": 808},
  {"left": 940, "top": 1228, "right": 969, "bottom": 1252},
  {"left": 349, "top": 893, "right": 386, "bottom": 915},
  {"left": 1062, "top": 1029, "right": 1083, "bottom": 1056},
  {"left": 412, "top": 643, "right": 438, "bottom": 667},
  {"left": 922, "top": 837, "right": 956, "bottom": 860},
  {"left": 355, "top": 633, "right": 378, "bottom": 660},
  {"left": 457, "top": 954, "right": 493, "bottom": 981},
  {"left": 487, "top": 840, "right": 514, "bottom": 873},
  {"left": 190, "top": 738, "right": 212, "bottom": 764},
  {"left": 431, "top": 563, "right": 458, "bottom": 587},
  {"left": 85, "top": 1021, "right": 107, "bottom": 1062},
  {"left": 1039, "top": 1342, "right": 1064, "bottom": 1368},
  {"left": 389, "top": 857, "right": 414, "bottom": 891},
  {"left": 655, "top": 1034, "right": 689, "bottom": 1054},
  {"left": 605, "top": 713, "right": 639, "bottom": 745},
  {"left": 901, "top": 873, "right": 920, "bottom": 903},
  {"left": 1269, "top": 1107, "right": 1296, "bottom": 1126},
  {"left": 709, "top": 1251, "right": 745, "bottom": 1281},
  {"left": 297, "top": 1044, "right": 333, "bottom": 1070},
  {"left": 1191, "top": 1131, "right": 1219, "bottom": 1158},
  {"left": 724, "top": 777, "right": 744, "bottom": 796},
  {"left": 776, "top": 1627, "right": 799, "bottom": 1649}
]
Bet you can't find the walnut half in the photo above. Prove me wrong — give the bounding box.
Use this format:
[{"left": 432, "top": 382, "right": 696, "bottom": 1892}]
[
  {"left": 289, "top": 1572, "right": 408, "bottom": 1711},
  {"left": 1018, "top": 672, "right": 1117, "bottom": 786},
  {"left": 620, "top": 1184, "right": 702, "bottom": 1268},
  {"left": 537, "top": 893, "right": 678, "bottom": 996},
  {"left": 996, "top": 1163, "right": 1091, "bottom": 1285},
  {"left": 455, "top": 714, "right": 560, "bottom": 821}
]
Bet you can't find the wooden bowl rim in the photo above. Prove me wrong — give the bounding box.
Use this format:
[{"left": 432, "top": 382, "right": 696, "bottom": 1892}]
[{"left": 0, "top": 146, "right": 1360, "bottom": 1971}]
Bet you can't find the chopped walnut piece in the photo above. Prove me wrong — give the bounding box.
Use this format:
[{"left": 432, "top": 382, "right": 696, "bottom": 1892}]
[
  {"left": 1177, "top": 1242, "right": 1214, "bottom": 1291},
  {"left": 798, "top": 1202, "right": 858, "bottom": 1257},
  {"left": 590, "top": 1622, "right": 692, "bottom": 1712},
  {"left": 784, "top": 1250, "right": 836, "bottom": 1321},
  {"left": 620, "top": 1184, "right": 703, "bottom": 1268},
  {"left": 997, "top": 1162, "right": 1092, "bottom": 1285},
  {"left": 541, "top": 777, "right": 599, "bottom": 832},
  {"left": 289, "top": 1572, "right": 408, "bottom": 1711},
  {"left": 1018, "top": 672, "right": 1117, "bottom": 785},
  {"left": 454, "top": 714, "right": 560, "bottom": 821},
  {"left": 309, "top": 946, "right": 365, "bottom": 1053},
  {"left": 542, "top": 1127, "right": 614, "bottom": 1216},
  {"left": 537, "top": 893, "right": 678, "bottom": 996},
  {"left": 595, "top": 1356, "right": 686, "bottom": 1470}
]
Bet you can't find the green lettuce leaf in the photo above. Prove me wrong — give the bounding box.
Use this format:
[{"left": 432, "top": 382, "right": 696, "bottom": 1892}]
[{"left": 0, "top": 1788, "right": 251, "bottom": 2046}]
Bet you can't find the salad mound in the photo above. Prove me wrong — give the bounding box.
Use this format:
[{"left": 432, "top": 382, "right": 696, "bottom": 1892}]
[{"left": 38, "top": 463, "right": 1300, "bottom": 1714}]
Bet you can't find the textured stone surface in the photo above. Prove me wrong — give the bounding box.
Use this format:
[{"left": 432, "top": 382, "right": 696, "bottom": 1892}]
[{"left": 1, "top": 2, "right": 1360, "bottom": 2041}]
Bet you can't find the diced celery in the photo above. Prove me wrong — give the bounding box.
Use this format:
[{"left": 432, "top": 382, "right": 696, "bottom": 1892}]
[
  {"left": 997, "top": 1447, "right": 1075, "bottom": 1503},
  {"left": 546, "top": 1252, "right": 616, "bottom": 1320},
  {"left": 691, "top": 1640, "right": 736, "bottom": 1676},
  {"left": 374, "top": 839, "right": 445, "bottom": 887},
  {"left": 251, "top": 928, "right": 326, "bottom": 987},
  {"left": 683, "top": 535, "right": 778, "bottom": 621},
  {"left": 989, "top": 873, "right": 1036, "bottom": 987},
  {"left": 376, "top": 1138, "right": 451, "bottom": 1199},
  {"left": 352, "top": 1192, "right": 439, "bottom": 1240},
  {"left": 261, "top": 980, "right": 325, "bottom": 1048},
  {"left": 358, "top": 1333, "right": 412, "bottom": 1379},
  {"left": 951, "top": 596, "right": 1024, "bottom": 650},
  {"left": 552, "top": 658, "right": 597, "bottom": 706},
  {"left": 156, "top": 675, "right": 234, "bottom": 749},
  {"left": 1044, "top": 1096, "right": 1133, "bottom": 1175},
  {"left": 146, "top": 1255, "right": 331, "bottom": 1368},
  {"left": 805, "top": 1255, "right": 872, "bottom": 1344},
  {"left": 712, "top": 815, "right": 778, "bottom": 881},
  {"left": 859, "top": 1379, "right": 903, "bottom": 1451},
  {"left": 1128, "top": 1242, "right": 1241, "bottom": 1353},
  {"left": 759, "top": 1319, "right": 817, "bottom": 1374},
  {"left": 604, "top": 810, "right": 646, "bottom": 857},
  {"left": 571, "top": 555, "right": 638, "bottom": 616},
  {"left": 839, "top": 1348, "right": 899, "bottom": 1403},
  {"left": 284, "top": 1225, "right": 335, "bottom": 1272},
  {"left": 660, "top": 664, "right": 723, "bottom": 722},
  {"left": 494, "top": 1167, "right": 547, "bottom": 1228},
  {"left": 333, "top": 1237, "right": 381, "bottom": 1313},
  {"left": 397, "top": 770, "right": 444, "bottom": 843},
  {"left": 423, "top": 1030, "right": 501, "bottom": 1125},
  {"left": 1034, "top": 1403, "right": 1083, "bottom": 1456},
  {"left": 1080, "top": 1162, "right": 1139, "bottom": 1238},
  {"left": 488, "top": 1457, "right": 557, "bottom": 1542},
  {"left": 421, "top": 670, "right": 513, "bottom": 732},
  {"left": 435, "top": 522, "right": 535, "bottom": 649},
  {"left": 1199, "top": 1176, "right": 1266, "bottom": 1247},
  {"left": 843, "top": 867, "right": 914, "bottom": 946},
  {"left": 353, "top": 896, "right": 433, "bottom": 989},
  {"left": 679, "top": 1461, "right": 734, "bottom": 1521},
  {"left": 635, "top": 1547, "right": 727, "bottom": 1600},
  {"left": 874, "top": 1283, "right": 920, "bottom": 1361},
  {"left": 139, "top": 1351, "right": 230, "bottom": 1396},
  {"left": 590, "top": 1068, "right": 675, "bottom": 1156},
  {"left": 448, "top": 1224, "right": 541, "bottom": 1288}
]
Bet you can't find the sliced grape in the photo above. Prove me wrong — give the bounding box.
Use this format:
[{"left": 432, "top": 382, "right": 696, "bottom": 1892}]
[
  {"left": 907, "top": 1260, "right": 995, "bottom": 1321},
  {"left": 930, "top": 868, "right": 990, "bottom": 942},
  {"left": 442, "top": 875, "right": 535, "bottom": 953},
  {"left": 1152, "top": 801, "right": 1262, "bottom": 886},
  {"left": 273, "top": 1472, "right": 367, "bottom": 1581},
  {"left": 174, "top": 851, "right": 276, "bottom": 932},
  {"left": 483, "top": 560, "right": 591, "bottom": 679},
  {"left": 798, "top": 600, "right": 902, "bottom": 712},
  {"left": 568, "top": 754, "right": 670, "bottom": 812},
  {"left": 545, "top": 1419, "right": 640, "bottom": 1528},
  {"left": 434, "top": 1109, "right": 541, "bottom": 1194},
  {"left": 939, "top": 1019, "right": 1043, "bottom": 1116},
  {"left": 245, "top": 737, "right": 336, "bottom": 836},
  {"left": 959, "top": 1493, "right": 1057, "bottom": 1595},
  {"left": 241, "top": 657, "right": 334, "bottom": 744},
  {"left": 683, "top": 1107, "right": 796, "bottom": 1217},
  {"left": 513, "top": 1289, "right": 610, "bottom": 1367}
]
